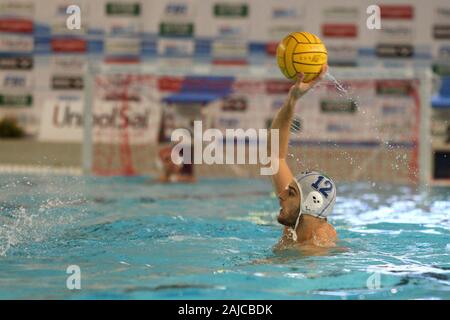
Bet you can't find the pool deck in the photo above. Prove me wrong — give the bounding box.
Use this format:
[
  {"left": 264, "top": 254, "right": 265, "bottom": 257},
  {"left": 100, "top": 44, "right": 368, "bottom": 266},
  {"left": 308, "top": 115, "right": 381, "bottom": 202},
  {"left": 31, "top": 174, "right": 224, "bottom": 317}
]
[
  {"left": 0, "top": 138, "right": 426, "bottom": 184},
  {"left": 0, "top": 138, "right": 263, "bottom": 177}
]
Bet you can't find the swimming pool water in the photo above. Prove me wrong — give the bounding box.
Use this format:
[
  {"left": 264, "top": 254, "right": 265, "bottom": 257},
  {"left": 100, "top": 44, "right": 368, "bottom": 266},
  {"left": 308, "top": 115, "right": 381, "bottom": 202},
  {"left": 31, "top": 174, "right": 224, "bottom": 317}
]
[{"left": 0, "top": 174, "right": 449, "bottom": 299}]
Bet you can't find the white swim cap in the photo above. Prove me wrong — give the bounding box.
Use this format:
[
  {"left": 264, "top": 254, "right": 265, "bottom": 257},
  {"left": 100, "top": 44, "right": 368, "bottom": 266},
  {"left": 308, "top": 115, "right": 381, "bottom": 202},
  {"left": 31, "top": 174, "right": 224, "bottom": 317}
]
[
  {"left": 289, "top": 171, "right": 336, "bottom": 241},
  {"left": 294, "top": 170, "right": 336, "bottom": 219}
]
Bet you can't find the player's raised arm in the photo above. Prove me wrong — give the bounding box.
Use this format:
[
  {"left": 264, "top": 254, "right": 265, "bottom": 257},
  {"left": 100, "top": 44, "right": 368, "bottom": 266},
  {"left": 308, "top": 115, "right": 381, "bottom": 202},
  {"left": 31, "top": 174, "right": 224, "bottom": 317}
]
[{"left": 268, "top": 65, "right": 328, "bottom": 195}]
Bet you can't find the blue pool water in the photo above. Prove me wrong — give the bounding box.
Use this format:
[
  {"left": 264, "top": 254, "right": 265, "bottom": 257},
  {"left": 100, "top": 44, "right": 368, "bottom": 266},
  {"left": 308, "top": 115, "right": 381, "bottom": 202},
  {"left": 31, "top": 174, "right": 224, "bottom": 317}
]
[{"left": 0, "top": 174, "right": 449, "bottom": 299}]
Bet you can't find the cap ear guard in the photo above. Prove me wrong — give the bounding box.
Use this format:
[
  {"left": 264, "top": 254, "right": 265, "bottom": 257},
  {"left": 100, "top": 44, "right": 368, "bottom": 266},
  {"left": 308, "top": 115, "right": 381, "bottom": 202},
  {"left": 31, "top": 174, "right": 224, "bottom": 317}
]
[{"left": 303, "top": 191, "right": 324, "bottom": 214}]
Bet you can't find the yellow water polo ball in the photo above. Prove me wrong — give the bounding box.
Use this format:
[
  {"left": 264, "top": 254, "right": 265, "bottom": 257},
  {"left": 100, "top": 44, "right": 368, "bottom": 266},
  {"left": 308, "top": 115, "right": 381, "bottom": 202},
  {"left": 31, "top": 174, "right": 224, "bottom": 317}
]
[{"left": 276, "top": 31, "right": 327, "bottom": 83}]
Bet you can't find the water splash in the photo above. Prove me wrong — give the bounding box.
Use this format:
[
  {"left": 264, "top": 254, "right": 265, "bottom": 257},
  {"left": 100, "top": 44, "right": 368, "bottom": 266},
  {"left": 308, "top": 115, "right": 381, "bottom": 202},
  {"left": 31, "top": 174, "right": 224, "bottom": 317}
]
[
  {"left": 325, "top": 72, "right": 354, "bottom": 101},
  {"left": 0, "top": 175, "right": 87, "bottom": 256},
  {"left": 0, "top": 200, "right": 86, "bottom": 257},
  {"left": 287, "top": 71, "right": 361, "bottom": 173},
  {"left": 0, "top": 206, "right": 35, "bottom": 256}
]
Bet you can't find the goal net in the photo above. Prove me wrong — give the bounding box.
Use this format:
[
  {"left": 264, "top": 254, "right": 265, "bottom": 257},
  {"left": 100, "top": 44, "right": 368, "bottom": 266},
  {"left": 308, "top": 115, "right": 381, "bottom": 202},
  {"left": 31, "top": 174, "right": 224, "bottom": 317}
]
[
  {"left": 84, "top": 69, "right": 161, "bottom": 176},
  {"left": 83, "top": 64, "right": 431, "bottom": 184}
]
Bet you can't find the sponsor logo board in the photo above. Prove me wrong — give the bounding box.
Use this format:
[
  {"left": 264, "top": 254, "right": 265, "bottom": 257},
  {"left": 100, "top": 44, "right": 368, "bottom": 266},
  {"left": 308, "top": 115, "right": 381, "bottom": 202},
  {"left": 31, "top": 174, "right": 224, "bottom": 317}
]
[
  {"left": 0, "top": 72, "right": 33, "bottom": 89},
  {"left": 376, "top": 44, "right": 414, "bottom": 58},
  {"left": 0, "top": 34, "right": 33, "bottom": 52},
  {"left": 320, "top": 99, "right": 357, "bottom": 113},
  {"left": 51, "top": 39, "right": 87, "bottom": 53},
  {"left": 380, "top": 5, "right": 414, "bottom": 20},
  {"left": 52, "top": 76, "right": 84, "bottom": 90},
  {"left": 0, "top": 56, "right": 33, "bottom": 70},
  {"left": 214, "top": 4, "right": 248, "bottom": 17},
  {"left": 322, "top": 24, "right": 357, "bottom": 38},
  {"left": 39, "top": 97, "right": 158, "bottom": 143},
  {"left": 106, "top": 2, "right": 140, "bottom": 16},
  {"left": 0, "top": 93, "right": 32, "bottom": 107},
  {"left": 0, "top": 18, "right": 33, "bottom": 33},
  {"left": 433, "top": 25, "right": 450, "bottom": 39}
]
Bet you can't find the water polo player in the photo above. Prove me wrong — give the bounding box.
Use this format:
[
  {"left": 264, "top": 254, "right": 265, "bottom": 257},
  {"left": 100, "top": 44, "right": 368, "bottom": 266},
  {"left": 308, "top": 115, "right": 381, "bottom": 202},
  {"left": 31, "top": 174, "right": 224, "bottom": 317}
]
[{"left": 268, "top": 65, "right": 338, "bottom": 248}]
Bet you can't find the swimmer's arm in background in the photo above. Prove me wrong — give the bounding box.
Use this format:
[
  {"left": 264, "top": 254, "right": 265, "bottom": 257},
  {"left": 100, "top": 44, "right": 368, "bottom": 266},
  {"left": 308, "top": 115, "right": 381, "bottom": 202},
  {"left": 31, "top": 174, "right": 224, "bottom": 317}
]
[{"left": 268, "top": 65, "right": 328, "bottom": 195}]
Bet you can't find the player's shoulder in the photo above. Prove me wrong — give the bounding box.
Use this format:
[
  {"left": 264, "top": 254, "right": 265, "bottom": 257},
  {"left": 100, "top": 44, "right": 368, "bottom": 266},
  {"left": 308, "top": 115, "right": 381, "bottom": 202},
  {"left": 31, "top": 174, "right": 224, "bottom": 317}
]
[{"left": 315, "top": 222, "right": 337, "bottom": 245}]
